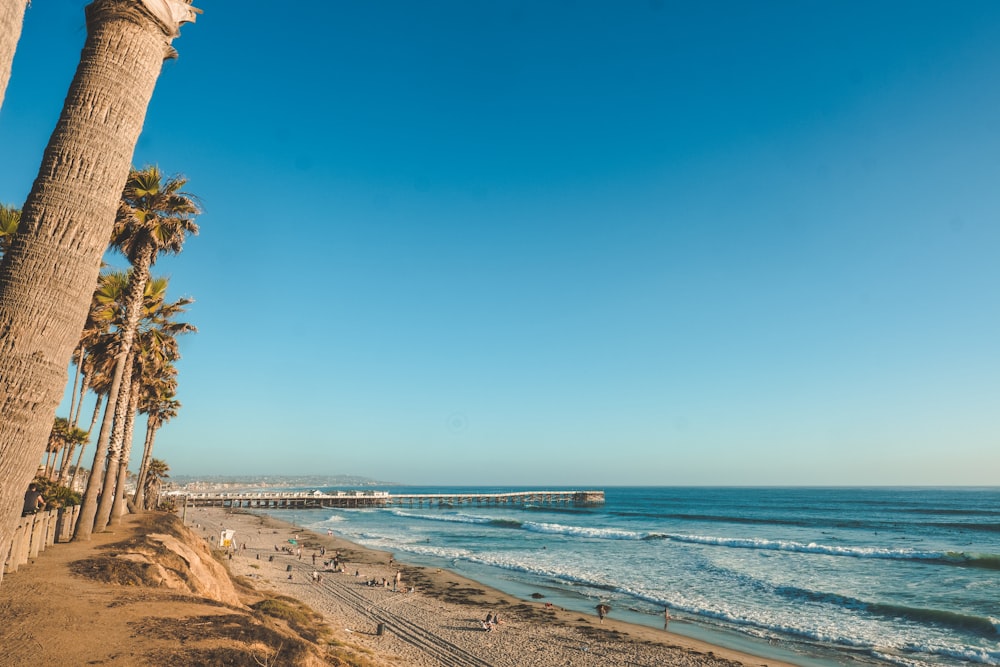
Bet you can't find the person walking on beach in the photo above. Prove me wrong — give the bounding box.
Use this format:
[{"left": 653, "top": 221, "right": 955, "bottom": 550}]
[
  {"left": 596, "top": 604, "right": 610, "bottom": 623},
  {"left": 394, "top": 569, "right": 402, "bottom": 592},
  {"left": 663, "top": 607, "right": 671, "bottom": 629}
]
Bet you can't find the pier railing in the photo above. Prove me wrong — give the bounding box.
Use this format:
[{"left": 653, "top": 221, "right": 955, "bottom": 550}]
[{"left": 177, "top": 489, "right": 605, "bottom": 510}]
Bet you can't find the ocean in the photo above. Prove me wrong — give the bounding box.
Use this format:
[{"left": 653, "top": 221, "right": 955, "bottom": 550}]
[{"left": 263, "top": 487, "right": 999, "bottom": 667}]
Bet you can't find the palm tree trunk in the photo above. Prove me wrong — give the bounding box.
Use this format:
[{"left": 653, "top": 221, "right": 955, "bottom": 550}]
[
  {"left": 86, "top": 392, "right": 103, "bottom": 436},
  {"left": 0, "top": 0, "right": 196, "bottom": 549},
  {"left": 57, "top": 443, "right": 77, "bottom": 485},
  {"left": 78, "top": 388, "right": 118, "bottom": 537},
  {"left": 93, "top": 345, "right": 137, "bottom": 532},
  {"left": 110, "top": 374, "right": 141, "bottom": 523},
  {"left": 72, "top": 367, "right": 90, "bottom": 428},
  {"left": 70, "top": 395, "right": 101, "bottom": 490},
  {"left": 0, "top": 0, "right": 29, "bottom": 111},
  {"left": 69, "top": 393, "right": 103, "bottom": 491},
  {"left": 132, "top": 417, "right": 158, "bottom": 510},
  {"left": 42, "top": 447, "right": 52, "bottom": 479},
  {"left": 48, "top": 446, "right": 63, "bottom": 481},
  {"left": 67, "top": 347, "right": 84, "bottom": 427}
]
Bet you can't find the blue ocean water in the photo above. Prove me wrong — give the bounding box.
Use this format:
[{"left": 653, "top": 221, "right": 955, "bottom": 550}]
[{"left": 264, "top": 487, "right": 1000, "bottom": 667}]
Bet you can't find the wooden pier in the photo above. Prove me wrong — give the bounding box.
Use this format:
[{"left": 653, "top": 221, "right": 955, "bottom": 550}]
[{"left": 178, "top": 489, "right": 604, "bottom": 510}]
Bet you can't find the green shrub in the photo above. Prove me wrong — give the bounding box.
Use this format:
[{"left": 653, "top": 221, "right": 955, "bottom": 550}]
[{"left": 33, "top": 477, "right": 81, "bottom": 509}]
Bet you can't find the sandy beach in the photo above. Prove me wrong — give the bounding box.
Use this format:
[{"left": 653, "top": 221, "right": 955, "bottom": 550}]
[{"left": 189, "top": 505, "right": 796, "bottom": 667}]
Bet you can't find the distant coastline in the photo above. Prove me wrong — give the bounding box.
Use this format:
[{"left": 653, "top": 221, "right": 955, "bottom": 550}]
[{"left": 169, "top": 474, "right": 398, "bottom": 492}]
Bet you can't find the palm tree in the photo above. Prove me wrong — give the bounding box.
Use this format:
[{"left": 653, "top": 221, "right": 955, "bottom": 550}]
[
  {"left": 66, "top": 271, "right": 113, "bottom": 433},
  {"left": 89, "top": 168, "right": 198, "bottom": 533},
  {"left": 43, "top": 418, "right": 70, "bottom": 480},
  {"left": 62, "top": 266, "right": 119, "bottom": 474},
  {"left": 110, "top": 356, "right": 144, "bottom": 520},
  {"left": 142, "top": 458, "right": 170, "bottom": 510},
  {"left": 0, "top": 0, "right": 198, "bottom": 554},
  {"left": 75, "top": 269, "right": 134, "bottom": 533},
  {"left": 133, "top": 377, "right": 179, "bottom": 511},
  {"left": 78, "top": 271, "right": 170, "bottom": 530},
  {"left": 0, "top": 0, "right": 29, "bottom": 111},
  {"left": 109, "top": 290, "right": 194, "bottom": 523},
  {"left": 68, "top": 323, "right": 117, "bottom": 492},
  {"left": 56, "top": 422, "right": 90, "bottom": 486},
  {"left": 0, "top": 203, "right": 20, "bottom": 258},
  {"left": 65, "top": 282, "right": 118, "bottom": 493}
]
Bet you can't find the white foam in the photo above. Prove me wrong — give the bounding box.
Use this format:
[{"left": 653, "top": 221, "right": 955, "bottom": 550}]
[
  {"left": 389, "top": 509, "right": 494, "bottom": 525},
  {"left": 522, "top": 521, "right": 647, "bottom": 540},
  {"left": 660, "top": 533, "right": 946, "bottom": 561}
]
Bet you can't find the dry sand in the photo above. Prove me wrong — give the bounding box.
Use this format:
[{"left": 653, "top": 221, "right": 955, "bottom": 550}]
[{"left": 191, "top": 505, "right": 799, "bottom": 667}]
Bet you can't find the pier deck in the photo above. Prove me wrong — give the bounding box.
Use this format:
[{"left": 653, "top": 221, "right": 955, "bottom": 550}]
[{"left": 178, "top": 489, "right": 604, "bottom": 510}]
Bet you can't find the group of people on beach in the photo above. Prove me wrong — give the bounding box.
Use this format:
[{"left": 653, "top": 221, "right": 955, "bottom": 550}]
[
  {"left": 595, "top": 602, "right": 671, "bottom": 628},
  {"left": 363, "top": 569, "right": 404, "bottom": 591}
]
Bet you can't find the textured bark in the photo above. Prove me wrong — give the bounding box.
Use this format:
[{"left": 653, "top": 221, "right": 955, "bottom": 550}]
[
  {"left": 76, "top": 369, "right": 114, "bottom": 537},
  {"left": 132, "top": 415, "right": 158, "bottom": 509},
  {"left": 91, "top": 341, "right": 133, "bottom": 537},
  {"left": 0, "top": 0, "right": 29, "bottom": 111},
  {"left": 109, "top": 372, "right": 141, "bottom": 523},
  {"left": 0, "top": 0, "right": 186, "bottom": 557}
]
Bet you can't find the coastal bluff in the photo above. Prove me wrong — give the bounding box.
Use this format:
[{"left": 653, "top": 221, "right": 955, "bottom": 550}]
[{"left": 0, "top": 512, "right": 379, "bottom": 667}]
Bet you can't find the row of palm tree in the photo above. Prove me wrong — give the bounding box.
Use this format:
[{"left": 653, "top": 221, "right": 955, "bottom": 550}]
[
  {"left": 0, "top": 1, "right": 200, "bottom": 565},
  {"left": 78, "top": 167, "right": 199, "bottom": 538},
  {"left": 41, "top": 417, "right": 88, "bottom": 484},
  {"left": 3, "top": 164, "right": 199, "bottom": 538}
]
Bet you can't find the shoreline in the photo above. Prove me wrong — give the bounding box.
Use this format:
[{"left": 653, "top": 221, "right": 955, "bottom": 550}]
[{"left": 189, "top": 504, "right": 801, "bottom": 667}]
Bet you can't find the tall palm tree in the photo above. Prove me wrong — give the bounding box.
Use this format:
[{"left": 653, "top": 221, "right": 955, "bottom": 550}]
[
  {"left": 0, "top": 0, "right": 198, "bottom": 553},
  {"left": 89, "top": 168, "right": 198, "bottom": 533},
  {"left": 68, "top": 339, "right": 116, "bottom": 492},
  {"left": 110, "top": 355, "right": 144, "bottom": 520},
  {"left": 133, "top": 381, "right": 179, "bottom": 510},
  {"left": 66, "top": 275, "right": 118, "bottom": 494},
  {"left": 108, "top": 290, "right": 194, "bottom": 523},
  {"left": 79, "top": 271, "right": 168, "bottom": 530},
  {"left": 66, "top": 267, "right": 114, "bottom": 431},
  {"left": 73, "top": 270, "right": 131, "bottom": 525},
  {"left": 0, "top": 0, "right": 29, "bottom": 111},
  {"left": 56, "top": 422, "right": 90, "bottom": 486},
  {"left": 43, "top": 418, "right": 70, "bottom": 480},
  {"left": 142, "top": 457, "right": 170, "bottom": 511}
]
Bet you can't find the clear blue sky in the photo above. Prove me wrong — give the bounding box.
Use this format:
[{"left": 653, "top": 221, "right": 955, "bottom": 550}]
[{"left": 2, "top": 1, "right": 999, "bottom": 485}]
